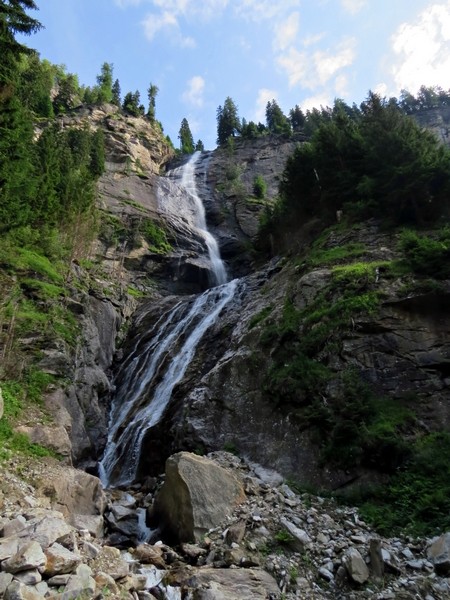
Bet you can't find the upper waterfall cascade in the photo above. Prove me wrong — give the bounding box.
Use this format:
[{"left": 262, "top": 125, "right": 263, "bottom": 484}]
[
  {"left": 159, "top": 151, "right": 227, "bottom": 286},
  {"left": 100, "top": 152, "right": 234, "bottom": 487}
]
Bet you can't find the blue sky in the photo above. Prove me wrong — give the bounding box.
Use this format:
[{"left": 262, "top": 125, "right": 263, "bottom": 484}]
[{"left": 22, "top": 0, "right": 450, "bottom": 149}]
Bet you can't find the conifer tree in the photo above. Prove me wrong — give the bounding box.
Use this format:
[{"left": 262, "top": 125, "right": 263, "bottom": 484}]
[
  {"left": 147, "top": 82, "right": 158, "bottom": 121},
  {"left": 96, "top": 62, "right": 113, "bottom": 104},
  {"left": 216, "top": 97, "right": 240, "bottom": 145},
  {"left": 112, "top": 78, "right": 121, "bottom": 106},
  {"left": 178, "top": 118, "right": 194, "bottom": 154}
]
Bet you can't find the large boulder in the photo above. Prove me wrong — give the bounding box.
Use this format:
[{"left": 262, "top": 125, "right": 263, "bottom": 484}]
[
  {"left": 35, "top": 467, "right": 106, "bottom": 527},
  {"left": 151, "top": 452, "right": 246, "bottom": 543},
  {"left": 428, "top": 532, "right": 450, "bottom": 574}
]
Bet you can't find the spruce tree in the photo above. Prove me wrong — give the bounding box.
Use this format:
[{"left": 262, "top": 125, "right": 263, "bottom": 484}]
[
  {"left": 216, "top": 97, "right": 240, "bottom": 145},
  {"left": 178, "top": 118, "right": 194, "bottom": 154}
]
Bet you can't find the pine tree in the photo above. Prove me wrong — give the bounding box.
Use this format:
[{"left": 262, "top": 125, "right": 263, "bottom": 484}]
[
  {"left": 96, "top": 62, "right": 113, "bottom": 104},
  {"left": 0, "top": 0, "right": 42, "bottom": 96},
  {"left": 0, "top": 0, "right": 41, "bottom": 231},
  {"left": 112, "top": 78, "right": 121, "bottom": 106},
  {"left": 266, "top": 100, "right": 291, "bottom": 135},
  {"left": 178, "top": 118, "right": 194, "bottom": 154},
  {"left": 122, "top": 90, "right": 141, "bottom": 116},
  {"left": 216, "top": 97, "right": 240, "bottom": 145},
  {"left": 147, "top": 82, "right": 158, "bottom": 121}
]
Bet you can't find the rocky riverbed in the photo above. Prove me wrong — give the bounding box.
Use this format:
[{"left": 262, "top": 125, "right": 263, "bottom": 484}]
[{"left": 1, "top": 451, "right": 450, "bottom": 599}]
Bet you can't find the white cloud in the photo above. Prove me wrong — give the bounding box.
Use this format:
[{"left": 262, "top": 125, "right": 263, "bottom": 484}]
[
  {"left": 302, "top": 32, "right": 325, "bottom": 47},
  {"left": 390, "top": 2, "right": 450, "bottom": 94},
  {"left": 182, "top": 76, "right": 206, "bottom": 107},
  {"left": 374, "top": 82, "right": 388, "bottom": 98},
  {"left": 253, "top": 88, "right": 279, "bottom": 122},
  {"left": 277, "top": 47, "right": 308, "bottom": 88},
  {"left": 142, "top": 11, "right": 195, "bottom": 46},
  {"left": 301, "top": 93, "right": 333, "bottom": 112},
  {"left": 341, "top": 0, "right": 366, "bottom": 15},
  {"left": 277, "top": 37, "right": 356, "bottom": 89},
  {"left": 114, "top": 0, "right": 144, "bottom": 7},
  {"left": 152, "top": 0, "right": 229, "bottom": 20},
  {"left": 314, "top": 38, "right": 356, "bottom": 86},
  {"left": 273, "top": 12, "right": 300, "bottom": 51},
  {"left": 235, "top": 0, "right": 301, "bottom": 22}
]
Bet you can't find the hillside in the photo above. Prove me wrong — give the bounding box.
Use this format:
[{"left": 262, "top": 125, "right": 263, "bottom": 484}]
[{"left": 1, "top": 17, "right": 450, "bottom": 596}]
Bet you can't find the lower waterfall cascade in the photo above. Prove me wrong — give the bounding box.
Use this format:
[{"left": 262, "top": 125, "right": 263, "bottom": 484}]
[{"left": 99, "top": 152, "right": 234, "bottom": 487}]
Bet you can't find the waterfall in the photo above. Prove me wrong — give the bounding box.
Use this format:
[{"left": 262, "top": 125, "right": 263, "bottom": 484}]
[
  {"left": 99, "top": 152, "right": 234, "bottom": 487},
  {"left": 100, "top": 280, "right": 237, "bottom": 487},
  {"left": 160, "top": 151, "right": 227, "bottom": 286}
]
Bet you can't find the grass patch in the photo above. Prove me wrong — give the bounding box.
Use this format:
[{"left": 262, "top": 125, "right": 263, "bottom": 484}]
[
  {"left": 308, "top": 242, "right": 367, "bottom": 267},
  {"left": 140, "top": 219, "right": 172, "bottom": 254},
  {"left": 0, "top": 372, "right": 58, "bottom": 460},
  {"left": 249, "top": 305, "right": 273, "bottom": 329}
]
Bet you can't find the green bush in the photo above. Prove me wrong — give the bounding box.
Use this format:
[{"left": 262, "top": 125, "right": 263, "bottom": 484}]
[
  {"left": 399, "top": 228, "right": 450, "bottom": 279},
  {"left": 253, "top": 175, "right": 267, "bottom": 199},
  {"left": 358, "top": 432, "right": 450, "bottom": 536}
]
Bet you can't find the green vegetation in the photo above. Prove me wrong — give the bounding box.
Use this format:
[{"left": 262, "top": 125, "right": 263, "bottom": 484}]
[
  {"left": 398, "top": 227, "right": 450, "bottom": 279},
  {"left": 0, "top": 373, "right": 58, "bottom": 461},
  {"left": 140, "top": 219, "right": 172, "bottom": 254},
  {"left": 356, "top": 432, "right": 450, "bottom": 536},
  {"left": 257, "top": 93, "right": 450, "bottom": 254},
  {"left": 178, "top": 118, "right": 195, "bottom": 154},
  {"left": 249, "top": 305, "right": 273, "bottom": 329},
  {"left": 253, "top": 175, "right": 267, "bottom": 199}
]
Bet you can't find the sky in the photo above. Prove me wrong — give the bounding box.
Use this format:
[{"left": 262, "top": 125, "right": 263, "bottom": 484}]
[{"left": 20, "top": 0, "right": 450, "bottom": 150}]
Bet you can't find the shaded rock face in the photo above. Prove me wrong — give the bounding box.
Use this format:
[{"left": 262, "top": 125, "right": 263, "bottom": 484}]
[
  {"left": 126, "top": 224, "right": 450, "bottom": 492},
  {"left": 199, "top": 136, "right": 302, "bottom": 276}
]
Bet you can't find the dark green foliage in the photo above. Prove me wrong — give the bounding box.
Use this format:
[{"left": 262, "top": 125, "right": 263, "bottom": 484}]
[
  {"left": 358, "top": 432, "right": 450, "bottom": 536},
  {"left": 241, "top": 119, "right": 263, "bottom": 139},
  {"left": 112, "top": 78, "right": 121, "bottom": 106},
  {"left": 266, "top": 99, "right": 291, "bottom": 135},
  {"left": 216, "top": 97, "right": 240, "bottom": 145},
  {"left": 398, "top": 228, "right": 450, "bottom": 279},
  {"left": 289, "top": 105, "right": 306, "bottom": 131},
  {"left": 248, "top": 305, "right": 273, "bottom": 329},
  {"left": 0, "top": 95, "right": 37, "bottom": 231},
  {"left": 0, "top": 0, "right": 42, "bottom": 93},
  {"left": 147, "top": 83, "right": 158, "bottom": 121},
  {"left": 178, "top": 118, "right": 194, "bottom": 154},
  {"left": 52, "top": 71, "right": 81, "bottom": 114},
  {"left": 195, "top": 139, "right": 204, "bottom": 152},
  {"left": 261, "top": 93, "right": 450, "bottom": 252},
  {"left": 122, "top": 90, "right": 143, "bottom": 116}
]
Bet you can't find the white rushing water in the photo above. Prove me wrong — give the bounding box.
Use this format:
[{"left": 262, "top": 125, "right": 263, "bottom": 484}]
[
  {"left": 161, "top": 151, "right": 227, "bottom": 286},
  {"left": 100, "top": 279, "right": 237, "bottom": 487},
  {"left": 99, "top": 153, "right": 234, "bottom": 487}
]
